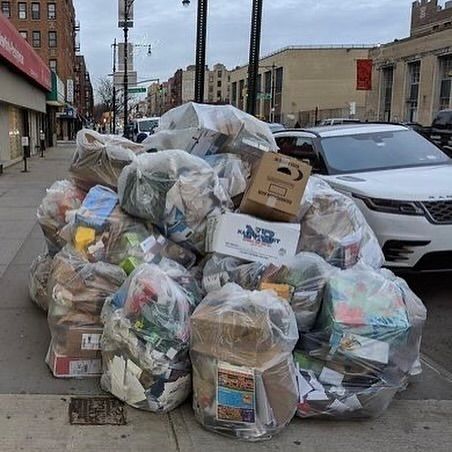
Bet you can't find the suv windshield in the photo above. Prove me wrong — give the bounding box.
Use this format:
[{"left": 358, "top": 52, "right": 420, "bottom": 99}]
[
  {"left": 138, "top": 120, "right": 159, "bottom": 132},
  {"left": 320, "top": 130, "right": 450, "bottom": 174}
]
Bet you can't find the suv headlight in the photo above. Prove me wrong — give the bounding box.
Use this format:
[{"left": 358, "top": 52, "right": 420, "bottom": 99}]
[{"left": 353, "top": 194, "right": 425, "bottom": 216}]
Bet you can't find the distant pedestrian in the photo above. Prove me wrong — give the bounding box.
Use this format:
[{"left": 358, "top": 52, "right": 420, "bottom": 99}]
[{"left": 294, "top": 121, "right": 301, "bottom": 128}]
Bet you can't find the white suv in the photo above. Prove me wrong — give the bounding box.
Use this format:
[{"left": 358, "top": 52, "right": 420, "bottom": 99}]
[{"left": 274, "top": 124, "right": 452, "bottom": 271}]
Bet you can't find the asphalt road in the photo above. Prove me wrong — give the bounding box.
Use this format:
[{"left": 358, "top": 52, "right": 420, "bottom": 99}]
[{"left": 406, "top": 272, "right": 452, "bottom": 374}]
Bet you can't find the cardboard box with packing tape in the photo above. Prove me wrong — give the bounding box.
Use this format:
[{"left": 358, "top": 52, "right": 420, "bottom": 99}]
[{"left": 240, "top": 153, "right": 312, "bottom": 222}]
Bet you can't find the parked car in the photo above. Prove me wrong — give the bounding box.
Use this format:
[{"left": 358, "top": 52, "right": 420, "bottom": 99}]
[
  {"left": 429, "top": 109, "right": 452, "bottom": 157},
  {"left": 274, "top": 124, "right": 452, "bottom": 271},
  {"left": 319, "top": 118, "right": 362, "bottom": 126},
  {"left": 131, "top": 117, "right": 160, "bottom": 143},
  {"left": 268, "top": 122, "right": 286, "bottom": 133}
]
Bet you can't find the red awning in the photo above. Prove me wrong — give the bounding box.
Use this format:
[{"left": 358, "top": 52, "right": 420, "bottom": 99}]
[{"left": 0, "top": 13, "right": 51, "bottom": 91}]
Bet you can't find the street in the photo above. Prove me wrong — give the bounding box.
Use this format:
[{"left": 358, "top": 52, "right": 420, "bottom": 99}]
[{"left": 0, "top": 147, "right": 451, "bottom": 451}]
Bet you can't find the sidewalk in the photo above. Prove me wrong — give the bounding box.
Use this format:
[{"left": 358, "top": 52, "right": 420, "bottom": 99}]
[{"left": 0, "top": 147, "right": 451, "bottom": 451}]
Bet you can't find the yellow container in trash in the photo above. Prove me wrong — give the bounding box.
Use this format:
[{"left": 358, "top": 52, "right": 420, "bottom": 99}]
[{"left": 74, "top": 226, "right": 96, "bottom": 252}]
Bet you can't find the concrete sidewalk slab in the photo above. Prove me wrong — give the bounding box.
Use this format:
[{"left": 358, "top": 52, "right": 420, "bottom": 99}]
[{"left": 0, "top": 396, "right": 451, "bottom": 452}]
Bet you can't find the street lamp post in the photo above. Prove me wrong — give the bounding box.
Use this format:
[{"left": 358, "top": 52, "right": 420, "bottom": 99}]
[
  {"left": 182, "top": 0, "right": 208, "bottom": 104},
  {"left": 112, "top": 39, "right": 117, "bottom": 134},
  {"left": 123, "top": 0, "right": 135, "bottom": 128},
  {"left": 246, "top": 0, "right": 264, "bottom": 116}
]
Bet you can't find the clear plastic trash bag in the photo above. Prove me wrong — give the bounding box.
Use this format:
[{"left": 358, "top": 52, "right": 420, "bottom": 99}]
[
  {"left": 299, "top": 177, "right": 384, "bottom": 269},
  {"left": 261, "top": 252, "right": 336, "bottom": 334},
  {"left": 190, "top": 283, "right": 299, "bottom": 441},
  {"left": 61, "top": 185, "right": 196, "bottom": 268},
  {"left": 101, "top": 259, "right": 202, "bottom": 412},
  {"left": 143, "top": 102, "right": 278, "bottom": 167},
  {"left": 118, "top": 150, "right": 232, "bottom": 254},
  {"left": 29, "top": 253, "right": 53, "bottom": 312},
  {"left": 295, "top": 265, "right": 426, "bottom": 419},
  {"left": 201, "top": 254, "right": 268, "bottom": 293},
  {"left": 46, "top": 246, "right": 127, "bottom": 377},
  {"left": 203, "top": 154, "right": 250, "bottom": 199},
  {"left": 70, "top": 129, "right": 144, "bottom": 191},
  {"left": 37, "top": 180, "right": 85, "bottom": 256}
]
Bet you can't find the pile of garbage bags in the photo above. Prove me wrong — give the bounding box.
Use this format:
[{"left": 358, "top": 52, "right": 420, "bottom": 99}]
[{"left": 28, "top": 102, "right": 426, "bottom": 441}]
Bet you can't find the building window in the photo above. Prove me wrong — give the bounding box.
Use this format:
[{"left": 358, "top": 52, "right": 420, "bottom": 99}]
[
  {"left": 208, "top": 85, "right": 213, "bottom": 93},
  {"left": 406, "top": 61, "right": 421, "bottom": 122},
  {"left": 49, "top": 59, "right": 57, "bottom": 71},
  {"left": 274, "top": 67, "right": 284, "bottom": 122},
  {"left": 1, "top": 1, "right": 11, "bottom": 18},
  {"left": 32, "top": 31, "right": 41, "bottom": 48},
  {"left": 380, "top": 66, "right": 394, "bottom": 122},
  {"left": 19, "top": 30, "right": 28, "bottom": 40},
  {"left": 48, "top": 31, "right": 57, "bottom": 48},
  {"left": 439, "top": 55, "right": 452, "bottom": 111},
  {"left": 238, "top": 79, "right": 245, "bottom": 110},
  {"left": 217, "top": 80, "right": 222, "bottom": 88},
  {"left": 217, "top": 90, "right": 222, "bottom": 98},
  {"left": 31, "top": 2, "right": 40, "bottom": 19},
  {"left": 231, "top": 82, "right": 237, "bottom": 106},
  {"left": 47, "top": 2, "right": 56, "bottom": 20},
  {"left": 217, "top": 70, "right": 222, "bottom": 78},
  {"left": 18, "top": 2, "right": 27, "bottom": 19}
]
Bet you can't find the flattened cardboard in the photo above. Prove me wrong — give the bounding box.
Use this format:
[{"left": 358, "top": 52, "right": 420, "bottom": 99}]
[{"left": 241, "top": 153, "right": 312, "bottom": 222}]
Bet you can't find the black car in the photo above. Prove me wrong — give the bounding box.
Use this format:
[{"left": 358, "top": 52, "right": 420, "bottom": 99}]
[{"left": 429, "top": 109, "right": 452, "bottom": 157}]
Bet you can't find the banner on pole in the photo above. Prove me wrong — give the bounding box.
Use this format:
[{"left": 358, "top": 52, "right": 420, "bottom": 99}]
[
  {"left": 118, "top": 0, "right": 134, "bottom": 28},
  {"left": 356, "top": 59, "right": 373, "bottom": 91}
]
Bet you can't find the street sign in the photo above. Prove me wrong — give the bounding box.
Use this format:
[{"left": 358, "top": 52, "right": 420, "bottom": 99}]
[
  {"left": 128, "top": 87, "right": 146, "bottom": 94},
  {"left": 118, "top": 0, "right": 134, "bottom": 28}
]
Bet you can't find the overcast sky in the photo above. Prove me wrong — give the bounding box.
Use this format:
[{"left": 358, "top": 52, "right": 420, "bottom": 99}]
[{"left": 73, "top": 0, "right": 421, "bottom": 100}]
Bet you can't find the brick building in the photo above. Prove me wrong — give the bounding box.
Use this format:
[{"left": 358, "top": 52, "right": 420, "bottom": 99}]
[
  {"left": 74, "top": 55, "right": 93, "bottom": 123},
  {"left": 411, "top": 0, "right": 452, "bottom": 36},
  {"left": 1, "top": 0, "right": 93, "bottom": 138}
]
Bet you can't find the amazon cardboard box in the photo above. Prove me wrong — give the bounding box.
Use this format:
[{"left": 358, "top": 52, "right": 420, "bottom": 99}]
[
  {"left": 205, "top": 212, "right": 300, "bottom": 264},
  {"left": 240, "top": 153, "right": 312, "bottom": 222}
]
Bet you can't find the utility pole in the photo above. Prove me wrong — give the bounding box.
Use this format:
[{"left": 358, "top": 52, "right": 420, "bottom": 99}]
[
  {"left": 112, "top": 39, "right": 117, "bottom": 134},
  {"left": 194, "top": 0, "right": 208, "bottom": 103},
  {"left": 246, "top": 0, "right": 264, "bottom": 115},
  {"left": 123, "top": 2, "right": 129, "bottom": 128},
  {"left": 182, "top": 0, "right": 208, "bottom": 104}
]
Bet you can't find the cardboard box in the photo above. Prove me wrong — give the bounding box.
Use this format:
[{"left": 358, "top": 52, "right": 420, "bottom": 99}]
[
  {"left": 206, "top": 212, "right": 300, "bottom": 263},
  {"left": 240, "top": 153, "right": 312, "bottom": 222},
  {"left": 54, "top": 326, "right": 103, "bottom": 359},
  {"left": 46, "top": 344, "right": 102, "bottom": 378}
]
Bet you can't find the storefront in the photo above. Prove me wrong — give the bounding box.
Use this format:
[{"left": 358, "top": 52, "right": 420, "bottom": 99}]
[
  {"left": 0, "top": 13, "right": 51, "bottom": 164},
  {"left": 46, "top": 71, "right": 66, "bottom": 146}
]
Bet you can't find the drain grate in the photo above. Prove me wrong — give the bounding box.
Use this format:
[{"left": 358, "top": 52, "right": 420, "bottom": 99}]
[{"left": 69, "top": 397, "right": 127, "bottom": 426}]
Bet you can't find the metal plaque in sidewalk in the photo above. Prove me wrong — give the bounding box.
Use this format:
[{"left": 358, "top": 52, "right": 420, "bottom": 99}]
[{"left": 69, "top": 397, "right": 127, "bottom": 425}]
